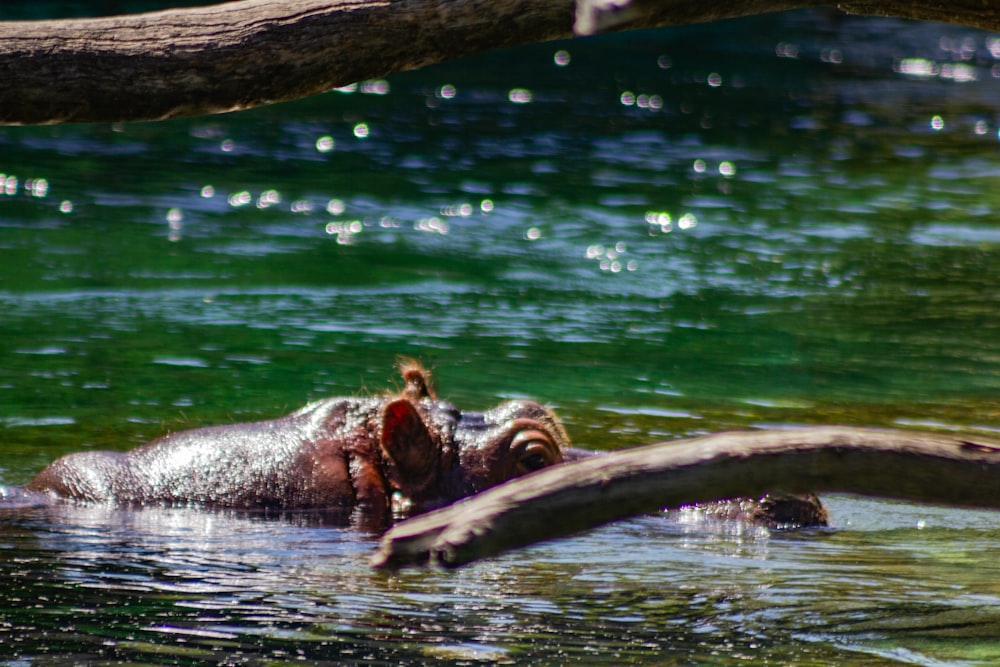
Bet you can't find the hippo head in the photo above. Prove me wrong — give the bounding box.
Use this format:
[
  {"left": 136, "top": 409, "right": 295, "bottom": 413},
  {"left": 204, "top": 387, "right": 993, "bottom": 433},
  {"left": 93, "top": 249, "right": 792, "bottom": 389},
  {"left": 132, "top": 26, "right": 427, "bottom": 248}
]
[{"left": 378, "top": 364, "right": 569, "bottom": 517}]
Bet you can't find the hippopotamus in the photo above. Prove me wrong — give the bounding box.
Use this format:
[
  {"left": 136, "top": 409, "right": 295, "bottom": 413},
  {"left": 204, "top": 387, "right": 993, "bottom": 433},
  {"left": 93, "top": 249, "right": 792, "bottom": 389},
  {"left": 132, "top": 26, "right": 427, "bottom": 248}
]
[
  {"left": 25, "top": 362, "right": 570, "bottom": 525},
  {"left": 23, "top": 362, "right": 827, "bottom": 529},
  {"left": 670, "top": 492, "right": 827, "bottom": 530}
]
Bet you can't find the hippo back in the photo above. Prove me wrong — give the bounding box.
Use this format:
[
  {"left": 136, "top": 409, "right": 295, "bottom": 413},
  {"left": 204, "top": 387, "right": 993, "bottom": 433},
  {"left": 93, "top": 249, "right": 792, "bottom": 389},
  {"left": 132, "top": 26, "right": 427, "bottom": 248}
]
[{"left": 28, "top": 397, "right": 382, "bottom": 511}]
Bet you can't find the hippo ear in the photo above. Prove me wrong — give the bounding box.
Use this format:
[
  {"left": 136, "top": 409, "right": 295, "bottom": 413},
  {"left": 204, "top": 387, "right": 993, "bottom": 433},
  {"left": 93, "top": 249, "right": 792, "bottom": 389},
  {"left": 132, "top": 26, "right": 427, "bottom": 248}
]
[{"left": 380, "top": 399, "right": 438, "bottom": 485}]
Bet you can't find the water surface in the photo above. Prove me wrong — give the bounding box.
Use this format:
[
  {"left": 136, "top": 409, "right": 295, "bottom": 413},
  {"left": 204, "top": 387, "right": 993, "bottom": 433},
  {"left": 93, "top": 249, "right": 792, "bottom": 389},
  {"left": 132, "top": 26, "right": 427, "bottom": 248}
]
[{"left": 2, "top": 5, "right": 1000, "bottom": 664}]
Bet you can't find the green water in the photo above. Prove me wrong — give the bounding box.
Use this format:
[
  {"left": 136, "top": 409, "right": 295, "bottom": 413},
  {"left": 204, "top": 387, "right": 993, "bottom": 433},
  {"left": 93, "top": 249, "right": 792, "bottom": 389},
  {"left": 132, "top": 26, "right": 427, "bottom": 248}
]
[{"left": 3, "top": 4, "right": 1000, "bottom": 664}]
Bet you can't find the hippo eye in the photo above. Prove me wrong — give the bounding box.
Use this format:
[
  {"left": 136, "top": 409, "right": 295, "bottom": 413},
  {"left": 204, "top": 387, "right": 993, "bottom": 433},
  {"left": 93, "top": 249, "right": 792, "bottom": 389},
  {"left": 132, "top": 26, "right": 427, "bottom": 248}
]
[
  {"left": 519, "top": 449, "right": 549, "bottom": 472},
  {"left": 511, "top": 430, "right": 558, "bottom": 476}
]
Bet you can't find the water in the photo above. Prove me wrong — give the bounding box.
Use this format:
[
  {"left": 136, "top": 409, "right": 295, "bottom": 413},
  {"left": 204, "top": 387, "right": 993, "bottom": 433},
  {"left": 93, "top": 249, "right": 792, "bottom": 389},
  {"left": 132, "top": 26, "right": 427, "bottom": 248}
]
[{"left": 2, "top": 4, "right": 1000, "bottom": 664}]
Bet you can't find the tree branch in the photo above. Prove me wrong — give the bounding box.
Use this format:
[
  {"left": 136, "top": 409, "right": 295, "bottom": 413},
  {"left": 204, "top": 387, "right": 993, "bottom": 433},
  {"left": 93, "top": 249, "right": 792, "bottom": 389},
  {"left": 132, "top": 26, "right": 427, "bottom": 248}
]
[
  {"left": 0, "top": 0, "right": 571, "bottom": 125},
  {"left": 371, "top": 426, "right": 1000, "bottom": 569},
  {"left": 4, "top": 0, "right": 1000, "bottom": 125}
]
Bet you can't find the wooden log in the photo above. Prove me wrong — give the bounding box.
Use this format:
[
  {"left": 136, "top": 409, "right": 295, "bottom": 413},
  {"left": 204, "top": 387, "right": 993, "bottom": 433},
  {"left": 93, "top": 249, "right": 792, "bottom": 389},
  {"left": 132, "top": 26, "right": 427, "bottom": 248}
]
[
  {"left": 371, "top": 426, "right": 1000, "bottom": 569},
  {"left": 0, "top": 0, "right": 570, "bottom": 125},
  {"left": 4, "top": 0, "right": 1000, "bottom": 125}
]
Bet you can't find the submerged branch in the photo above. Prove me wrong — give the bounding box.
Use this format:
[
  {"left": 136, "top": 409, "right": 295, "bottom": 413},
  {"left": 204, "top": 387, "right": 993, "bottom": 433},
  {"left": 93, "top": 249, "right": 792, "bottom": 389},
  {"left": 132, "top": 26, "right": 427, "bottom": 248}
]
[
  {"left": 4, "top": 0, "right": 1000, "bottom": 124},
  {"left": 371, "top": 426, "right": 1000, "bottom": 569}
]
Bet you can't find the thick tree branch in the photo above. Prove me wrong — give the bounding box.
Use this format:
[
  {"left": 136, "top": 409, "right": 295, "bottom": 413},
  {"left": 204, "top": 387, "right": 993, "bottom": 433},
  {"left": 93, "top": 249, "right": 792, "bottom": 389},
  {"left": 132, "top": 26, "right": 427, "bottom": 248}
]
[
  {"left": 371, "top": 426, "right": 1000, "bottom": 569},
  {"left": 4, "top": 0, "right": 1000, "bottom": 125},
  {"left": 0, "top": 0, "right": 568, "bottom": 125}
]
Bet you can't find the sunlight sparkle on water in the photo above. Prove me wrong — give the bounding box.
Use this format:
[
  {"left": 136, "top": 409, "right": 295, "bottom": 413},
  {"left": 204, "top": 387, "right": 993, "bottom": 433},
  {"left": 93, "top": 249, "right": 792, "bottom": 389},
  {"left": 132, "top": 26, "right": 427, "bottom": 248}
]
[
  {"left": 325, "top": 220, "right": 362, "bottom": 245},
  {"left": 359, "top": 79, "right": 390, "bottom": 95},
  {"left": 678, "top": 213, "right": 698, "bottom": 229},
  {"left": 166, "top": 208, "right": 183, "bottom": 242},
  {"left": 619, "top": 91, "right": 662, "bottom": 108},
  {"left": 315, "top": 136, "right": 335, "bottom": 153},
  {"left": 641, "top": 94, "right": 662, "bottom": 109},
  {"left": 896, "top": 58, "right": 937, "bottom": 78},
  {"left": 508, "top": 88, "right": 533, "bottom": 104},
  {"left": 896, "top": 57, "right": 978, "bottom": 82},
  {"left": 820, "top": 48, "right": 843, "bottom": 64},
  {"left": 25, "top": 178, "right": 48, "bottom": 197},
  {"left": 439, "top": 203, "right": 473, "bottom": 217},
  {"left": 228, "top": 191, "right": 252, "bottom": 207},
  {"left": 585, "top": 241, "right": 637, "bottom": 273},
  {"left": 257, "top": 190, "right": 281, "bottom": 209},
  {"left": 646, "top": 211, "right": 672, "bottom": 234},
  {"left": 0, "top": 174, "right": 48, "bottom": 198},
  {"left": 415, "top": 217, "right": 449, "bottom": 235}
]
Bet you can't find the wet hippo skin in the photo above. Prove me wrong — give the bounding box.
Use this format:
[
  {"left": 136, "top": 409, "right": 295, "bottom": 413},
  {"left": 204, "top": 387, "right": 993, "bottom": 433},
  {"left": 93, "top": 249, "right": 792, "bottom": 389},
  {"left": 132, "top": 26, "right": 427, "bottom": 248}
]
[
  {"left": 27, "top": 362, "right": 569, "bottom": 524},
  {"left": 26, "top": 362, "right": 826, "bottom": 528}
]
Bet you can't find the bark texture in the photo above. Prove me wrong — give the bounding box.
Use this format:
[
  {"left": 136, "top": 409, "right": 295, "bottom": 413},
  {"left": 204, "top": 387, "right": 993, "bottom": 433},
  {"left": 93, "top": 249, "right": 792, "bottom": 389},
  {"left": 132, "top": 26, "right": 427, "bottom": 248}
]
[
  {"left": 371, "top": 426, "right": 1000, "bottom": 569},
  {"left": 0, "top": 0, "right": 571, "bottom": 124},
  {"left": 4, "top": 0, "right": 1000, "bottom": 124}
]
